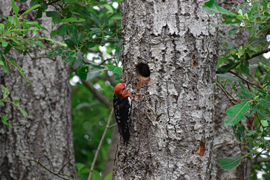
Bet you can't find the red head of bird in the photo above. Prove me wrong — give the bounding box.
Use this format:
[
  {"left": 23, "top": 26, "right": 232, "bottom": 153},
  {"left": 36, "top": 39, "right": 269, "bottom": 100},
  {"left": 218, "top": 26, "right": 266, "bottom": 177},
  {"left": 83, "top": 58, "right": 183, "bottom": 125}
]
[{"left": 114, "top": 81, "right": 132, "bottom": 99}]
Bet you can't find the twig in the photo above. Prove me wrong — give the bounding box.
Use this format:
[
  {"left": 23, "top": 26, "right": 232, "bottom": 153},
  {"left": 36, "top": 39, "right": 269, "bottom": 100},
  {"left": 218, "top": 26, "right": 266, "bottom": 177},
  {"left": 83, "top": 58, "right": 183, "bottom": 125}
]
[
  {"left": 80, "top": 78, "right": 112, "bottom": 109},
  {"left": 27, "top": 158, "right": 72, "bottom": 180},
  {"left": 215, "top": 80, "right": 238, "bottom": 105},
  {"left": 58, "top": 158, "right": 73, "bottom": 174},
  {"left": 88, "top": 109, "right": 114, "bottom": 180},
  {"left": 217, "top": 48, "right": 270, "bottom": 73},
  {"left": 229, "top": 70, "right": 262, "bottom": 90},
  {"left": 82, "top": 56, "right": 106, "bottom": 67},
  {"left": 108, "top": 123, "right": 117, "bottom": 128},
  {"left": 252, "top": 157, "right": 270, "bottom": 164}
]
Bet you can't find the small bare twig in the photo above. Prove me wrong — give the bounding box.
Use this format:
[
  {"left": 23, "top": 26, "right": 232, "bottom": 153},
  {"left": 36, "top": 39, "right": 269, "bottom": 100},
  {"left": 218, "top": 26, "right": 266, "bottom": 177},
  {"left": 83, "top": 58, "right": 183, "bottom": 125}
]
[
  {"left": 215, "top": 80, "right": 238, "bottom": 105},
  {"left": 229, "top": 70, "right": 262, "bottom": 90},
  {"left": 27, "top": 158, "right": 72, "bottom": 180},
  {"left": 108, "top": 123, "right": 117, "bottom": 128},
  {"left": 58, "top": 158, "right": 73, "bottom": 174},
  {"left": 88, "top": 109, "right": 114, "bottom": 180}
]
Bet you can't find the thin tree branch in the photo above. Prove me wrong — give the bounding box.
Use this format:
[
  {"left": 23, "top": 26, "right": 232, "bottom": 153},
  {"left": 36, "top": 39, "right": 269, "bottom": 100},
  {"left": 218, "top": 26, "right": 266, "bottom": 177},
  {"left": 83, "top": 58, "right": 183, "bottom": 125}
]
[
  {"left": 88, "top": 109, "right": 114, "bottom": 180},
  {"left": 27, "top": 158, "right": 72, "bottom": 180},
  {"left": 80, "top": 78, "right": 112, "bottom": 109},
  {"left": 215, "top": 81, "right": 238, "bottom": 105},
  {"left": 217, "top": 48, "right": 270, "bottom": 73},
  {"left": 228, "top": 70, "right": 262, "bottom": 89},
  {"left": 58, "top": 158, "right": 73, "bottom": 174},
  {"left": 252, "top": 157, "right": 270, "bottom": 164},
  {"left": 108, "top": 123, "right": 117, "bottom": 128}
]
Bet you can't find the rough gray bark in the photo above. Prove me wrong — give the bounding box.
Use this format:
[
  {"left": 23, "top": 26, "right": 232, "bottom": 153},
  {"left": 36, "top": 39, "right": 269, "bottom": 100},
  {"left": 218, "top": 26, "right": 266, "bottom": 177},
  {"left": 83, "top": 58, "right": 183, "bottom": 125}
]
[
  {"left": 0, "top": 1, "right": 77, "bottom": 179},
  {"left": 210, "top": 1, "right": 251, "bottom": 179},
  {"left": 113, "top": 0, "right": 218, "bottom": 179}
]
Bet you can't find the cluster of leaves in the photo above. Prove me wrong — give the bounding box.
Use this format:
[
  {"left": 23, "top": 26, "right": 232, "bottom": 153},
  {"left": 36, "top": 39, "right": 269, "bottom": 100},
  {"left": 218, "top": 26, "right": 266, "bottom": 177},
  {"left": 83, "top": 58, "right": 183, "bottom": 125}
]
[
  {"left": 0, "top": 0, "right": 123, "bottom": 179},
  {"left": 203, "top": 0, "right": 270, "bottom": 176}
]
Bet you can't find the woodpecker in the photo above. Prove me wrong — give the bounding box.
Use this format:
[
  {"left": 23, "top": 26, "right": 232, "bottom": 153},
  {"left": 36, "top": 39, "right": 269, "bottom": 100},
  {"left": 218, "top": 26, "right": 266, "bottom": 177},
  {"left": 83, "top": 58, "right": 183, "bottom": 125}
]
[{"left": 113, "top": 80, "right": 132, "bottom": 146}]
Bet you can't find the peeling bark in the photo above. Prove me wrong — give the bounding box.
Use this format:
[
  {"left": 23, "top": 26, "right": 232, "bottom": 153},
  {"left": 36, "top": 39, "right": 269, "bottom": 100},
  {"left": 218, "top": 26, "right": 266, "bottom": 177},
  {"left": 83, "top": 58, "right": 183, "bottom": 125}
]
[
  {"left": 0, "top": 1, "right": 77, "bottom": 179},
  {"left": 113, "top": 0, "right": 218, "bottom": 179}
]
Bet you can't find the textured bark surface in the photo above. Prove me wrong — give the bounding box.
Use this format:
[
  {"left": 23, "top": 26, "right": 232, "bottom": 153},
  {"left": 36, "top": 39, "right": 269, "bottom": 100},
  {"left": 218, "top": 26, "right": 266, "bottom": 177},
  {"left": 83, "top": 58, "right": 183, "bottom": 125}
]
[
  {"left": 210, "top": 1, "right": 251, "bottom": 179},
  {"left": 0, "top": 1, "right": 77, "bottom": 179},
  {"left": 113, "top": 0, "right": 218, "bottom": 179}
]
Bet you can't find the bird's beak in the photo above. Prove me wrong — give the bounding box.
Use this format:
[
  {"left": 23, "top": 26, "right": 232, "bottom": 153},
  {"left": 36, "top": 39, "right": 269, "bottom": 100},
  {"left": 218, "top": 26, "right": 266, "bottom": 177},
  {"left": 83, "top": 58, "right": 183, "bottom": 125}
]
[{"left": 125, "top": 79, "right": 132, "bottom": 86}]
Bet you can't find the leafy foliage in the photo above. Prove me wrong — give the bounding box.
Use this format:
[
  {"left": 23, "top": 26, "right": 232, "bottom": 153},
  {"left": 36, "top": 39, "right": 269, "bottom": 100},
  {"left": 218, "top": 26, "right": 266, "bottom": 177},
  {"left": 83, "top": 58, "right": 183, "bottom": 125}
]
[{"left": 203, "top": 0, "right": 270, "bottom": 174}]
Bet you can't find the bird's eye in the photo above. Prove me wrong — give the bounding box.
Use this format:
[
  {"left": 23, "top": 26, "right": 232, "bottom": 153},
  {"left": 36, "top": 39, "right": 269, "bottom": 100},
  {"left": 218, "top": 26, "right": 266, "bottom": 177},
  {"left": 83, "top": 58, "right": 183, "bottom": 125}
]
[{"left": 122, "top": 88, "right": 125, "bottom": 90}]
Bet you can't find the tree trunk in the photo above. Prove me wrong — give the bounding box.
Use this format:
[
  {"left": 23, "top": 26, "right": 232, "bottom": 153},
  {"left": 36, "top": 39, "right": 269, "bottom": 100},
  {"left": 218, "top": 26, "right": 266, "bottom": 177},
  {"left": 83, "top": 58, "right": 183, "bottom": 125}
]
[
  {"left": 210, "top": 1, "right": 251, "bottom": 179},
  {"left": 113, "top": 0, "right": 218, "bottom": 179},
  {"left": 0, "top": 1, "right": 77, "bottom": 179}
]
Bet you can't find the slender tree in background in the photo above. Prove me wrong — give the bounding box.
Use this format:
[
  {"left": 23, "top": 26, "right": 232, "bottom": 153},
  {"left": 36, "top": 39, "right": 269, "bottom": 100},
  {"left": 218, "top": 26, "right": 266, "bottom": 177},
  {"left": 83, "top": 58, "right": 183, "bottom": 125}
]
[
  {"left": 113, "top": 0, "right": 218, "bottom": 179},
  {"left": 0, "top": 1, "right": 77, "bottom": 179},
  {"left": 210, "top": 0, "right": 251, "bottom": 179}
]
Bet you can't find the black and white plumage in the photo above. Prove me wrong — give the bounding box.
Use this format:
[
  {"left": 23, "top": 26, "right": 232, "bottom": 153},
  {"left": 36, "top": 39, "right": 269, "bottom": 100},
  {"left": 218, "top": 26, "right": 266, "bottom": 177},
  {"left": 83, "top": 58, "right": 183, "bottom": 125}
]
[{"left": 113, "top": 94, "right": 132, "bottom": 146}]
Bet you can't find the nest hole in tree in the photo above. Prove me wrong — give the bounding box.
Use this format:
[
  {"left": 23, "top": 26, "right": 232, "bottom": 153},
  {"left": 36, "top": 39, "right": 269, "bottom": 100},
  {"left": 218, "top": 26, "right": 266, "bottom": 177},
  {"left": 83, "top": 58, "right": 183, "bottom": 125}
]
[{"left": 136, "top": 63, "right": 150, "bottom": 80}]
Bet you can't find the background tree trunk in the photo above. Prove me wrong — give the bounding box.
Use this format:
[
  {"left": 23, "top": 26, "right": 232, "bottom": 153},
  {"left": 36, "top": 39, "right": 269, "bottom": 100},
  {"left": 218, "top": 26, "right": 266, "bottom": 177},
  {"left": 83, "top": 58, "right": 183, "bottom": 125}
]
[
  {"left": 0, "top": 1, "right": 77, "bottom": 179},
  {"left": 113, "top": 0, "right": 218, "bottom": 179},
  {"left": 210, "top": 1, "right": 251, "bottom": 179}
]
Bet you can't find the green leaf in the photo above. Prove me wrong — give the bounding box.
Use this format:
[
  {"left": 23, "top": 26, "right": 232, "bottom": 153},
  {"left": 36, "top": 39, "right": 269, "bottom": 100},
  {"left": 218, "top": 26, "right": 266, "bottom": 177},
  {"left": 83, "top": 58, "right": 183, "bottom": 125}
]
[
  {"left": 62, "top": 51, "right": 75, "bottom": 63},
  {"left": 264, "top": 71, "right": 270, "bottom": 83},
  {"left": 236, "top": 46, "right": 245, "bottom": 58},
  {"left": 107, "top": 65, "right": 122, "bottom": 75},
  {"left": 72, "top": 51, "right": 84, "bottom": 69},
  {"left": 60, "top": 17, "right": 85, "bottom": 23},
  {"left": 25, "top": 21, "right": 48, "bottom": 31},
  {"left": 2, "top": 58, "right": 10, "bottom": 73},
  {"left": 86, "top": 66, "right": 103, "bottom": 80},
  {"left": 232, "top": 123, "right": 246, "bottom": 142},
  {"left": 237, "top": 64, "right": 252, "bottom": 79},
  {"left": 92, "top": 170, "right": 101, "bottom": 180},
  {"left": 104, "top": 172, "right": 113, "bottom": 180},
  {"left": 202, "top": 0, "right": 235, "bottom": 16},
  {"left": 250, "top": 35, "right": 267, "bottom": 47},
  {"left": 255, "top": 66, "right": 263, "bottom": 81},
  {"left": 246, "top": 131, "right": 256, "bottom": 136},
  {"left": 46, "top": 11, "right": 62, "bottom": 24},
  {"left": 1, "top": 114, "right": 9, "bottom": 128},
  {"left": 0, "top": 39, "right": 8, "bottom": 48},
  {"left": 42, "top": 37, "right": 67, "bottom": 47},
  {"left": 217, "top": 156, "right": 244, "bottom": 169},
  {"left": 0, "top": 59, "right": 4, "bottom": 66},
  {"left": 57, "top": 24, "right": 69, "bottom": 36},
  {"left": 4, "top": 44, "right": 12, "bottom": 54},
  {"left": 217, "top": 59, "right": 235, "bottom": 73},
  {"left": 0, "top": 101, "right": 4, "bottom": 106},
  {"left": 18, "top": 106, "right": 28, "bottom": 117},
  {"left": 90, "top": 14, "right": 100, "bottom": 25},
  {"left": 228, "top": 27, "right": 238, "bottom": 35},
  {"left": 76, "top": 66, "right": 88, "bottom": 80},
  {"left": 115, "top": 40, "right": 122, "bottom": 63},
  {"left": 30, "top": 0, "right": 39, "bottom": 7},
  {"left": 224, "top": 101, "right": 250, "bottom": 126},
  {"left": 75, "top": 163, "right": 85, "bottom": 172},
  {"left": 22, "top": 4, "right": 41, "bottom": 16},
  {"left": 261, "top": 120, "right": 268, "bottom": 127},
  {"left": 1, "top": 85, "right": 9, "bottom": 99},
  {"left": 11, "top": 0, "right": 19, "bottom": 16},
  {"left": 48, "top": 46, "right": 64, "bottom": 58},
  {"left": 239, "top": 84, "right": 254, "bottom": 98},
  {"left": 260, "top": 0, "right": 268, "bottom": 11},
  {"left": 222, "top": 15, "right": 241, "bottom": 25}
]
